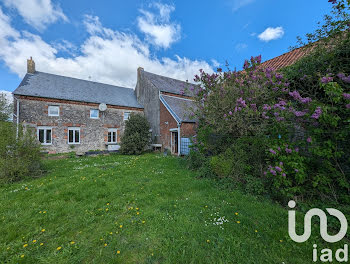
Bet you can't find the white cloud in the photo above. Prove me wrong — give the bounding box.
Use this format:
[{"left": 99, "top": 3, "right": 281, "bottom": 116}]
[
  {"left": 211, "top": 59, "right": 220, "bottom": 68},
  {"left": 230, "top": 0, "right": 255, "bottom": 12},
  {"left": 3, "top": 0, "right": 67, "bottom": 30},
  {"left": 137, "top": 3, "right": 181, "bottom": 49},
  {"left": 0, "top": 8, "right": 213, "bottom": 88},
  {"left": 258, "top": 26, "right": 284, "bottom": 42}
]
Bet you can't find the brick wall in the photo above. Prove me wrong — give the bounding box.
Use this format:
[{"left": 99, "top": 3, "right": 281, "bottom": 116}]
[
  {"left": 181, "top": 122, "right": 196, "bottom": 138},
  {"left": 14, "top": 96, "right": 143, "bottom": 154},
  {"left": 159, "top": 99, "right": 178, "bottom": 151}
]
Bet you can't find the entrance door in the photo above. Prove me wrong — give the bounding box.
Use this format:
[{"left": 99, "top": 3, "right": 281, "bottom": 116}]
[{"left": 171, "top": 131, "right": 178, "bottom": 154}]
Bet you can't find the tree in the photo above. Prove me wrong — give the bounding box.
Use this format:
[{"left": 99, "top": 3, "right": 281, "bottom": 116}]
[
  {"left": 120, "top": 113, "right": 151, "bottom": 155},
  {"left": 0, "top": 93, "right": 12, "bottom": 122}
]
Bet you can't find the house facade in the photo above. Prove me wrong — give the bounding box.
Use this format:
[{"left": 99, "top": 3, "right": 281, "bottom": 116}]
[{"left": 13, "top": 58, "right": 197, "bottom": 155}]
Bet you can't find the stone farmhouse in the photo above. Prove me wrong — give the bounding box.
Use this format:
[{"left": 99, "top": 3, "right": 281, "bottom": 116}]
[{"left": 13, "top": 58, "right": 196, "bottom": 155}]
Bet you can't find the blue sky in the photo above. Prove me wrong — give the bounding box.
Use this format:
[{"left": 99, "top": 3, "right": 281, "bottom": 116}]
[{"left": 0, "top": 0, "right": 332, "bottom": 97}]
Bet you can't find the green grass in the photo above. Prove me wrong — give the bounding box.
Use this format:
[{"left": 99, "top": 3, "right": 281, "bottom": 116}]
[{"left": 0, "top": 153, "right": 344, "bottom": 263}]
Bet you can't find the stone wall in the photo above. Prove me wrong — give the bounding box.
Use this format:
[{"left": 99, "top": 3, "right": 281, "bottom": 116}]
[
  {"left": 135, "top": 68, "right": 161, "bottom": 143},
  {"left": 14, "top": 96, "right": 143, "bottom": 154}
]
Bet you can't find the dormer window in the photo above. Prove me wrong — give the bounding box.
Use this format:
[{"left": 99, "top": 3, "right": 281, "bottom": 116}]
[{"left": 48, "top": 106, "right": 59, "bottom": 116}]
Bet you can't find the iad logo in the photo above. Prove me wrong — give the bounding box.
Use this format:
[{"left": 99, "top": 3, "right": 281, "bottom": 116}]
[{"left": 288, "top": 200, "right": 349, "bottom": 262}]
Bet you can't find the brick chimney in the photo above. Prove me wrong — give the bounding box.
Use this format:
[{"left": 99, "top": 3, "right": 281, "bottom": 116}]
[{"left": 27, "top": 57, "right": 35, "bottom": 74}]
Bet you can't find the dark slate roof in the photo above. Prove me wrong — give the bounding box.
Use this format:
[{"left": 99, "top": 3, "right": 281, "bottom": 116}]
[
  {"left": 143, "top": 70, "right": 196, "bottom": 96},
  {"left": 160, "top": 94, "right": 197, "bottom": 123},
  {"left": 13, "top": 71, "right": 143, "bottom": 109}
]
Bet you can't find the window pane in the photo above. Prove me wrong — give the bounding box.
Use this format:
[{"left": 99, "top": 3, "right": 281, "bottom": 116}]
[
  {"left": 69, "top": 130, "right": 73, "bottom": 143},
  {"left": 108, "top": 132, "right": 112, "bottom": 143},
  {"left": 90, "top": 109, "right": 99, "bottom": 118},
  {"left": 75, "top": 130, "right": 80, "bottom": 143},
  {"left": 113, "top": 132, "right": 116, "bottom": 143},
  {"left": 39, "top": 129, "right": 44, "bottom": 143},
  {"left": 124, "top": 112, "right": 130, "bottom": 120},
  {"left": 49, "top": 106, "right": 59, "bottom": 116},
  {"left": 46, "top": 129, "right": 52, "bottom": 143}
]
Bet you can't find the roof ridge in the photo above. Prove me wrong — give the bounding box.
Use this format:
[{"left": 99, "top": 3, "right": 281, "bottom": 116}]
[
  {"left": 35, "top": 71, "right": 134, "bottom": 90},
  {"left": 261, "top": 45, "right": 307, "bottom": 66},
  {"left": 143, "top": 70, "right": 195, "bottom": 85}
]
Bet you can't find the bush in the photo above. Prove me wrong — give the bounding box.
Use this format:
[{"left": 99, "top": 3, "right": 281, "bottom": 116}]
[
  {"left": 120, "top": 114, "right": 151, "bottom": 155},
  {"left": 0, "top": 122, "right": 42, "bottom": 183}
]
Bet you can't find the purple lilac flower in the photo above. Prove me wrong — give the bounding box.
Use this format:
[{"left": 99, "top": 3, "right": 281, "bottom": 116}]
[
  {"left": 250, "top": 104, "right": 257, "bottom": 111},
  {"left": 277, "top": 147, "right": 281, "bottom": 151},
  {"left": 263, "top": 104, "right": 271, "bottom": 110},
  {"left": 270, "top": 169, "right": 277, "bottom": 176},
  {"left": 229, "top": 111, "right": 233, "bottom": 115},
  {"left": 262, "top": 112, "right": 269, "bottom": 119},
  {"left": 294, "top": 111, "right": 307, "bottom": 117},
  {"left": 307, "top": 137, "right": 312, "bottom": 143},
  {"left": 311, "top": 107, "right": 322, "bottom": 119},
  {"left": 224, "top": 114, "right": 227, "bottom": 118},
  {"left": 275, "top": 166, "right": 282, "bottom": 172},
  {"left": 243, "top": 60, "right": 249, "bottom": 69},
  {"left": 269, "top": 149, "right": 276, "bottom": 155},
  {"left": 295, "top": 147, "right": 299, "bottom": 153},
  {"left": 337, "top": 73, "right": 346, "bottom": 79},
  {"left": 346, "top": 104, "right": 350, "bottom": 109},
  {"left": 295, "top": 169, "right": 299, "bottom": 173},
  {"left": 279, "top": 162, "right": 283, "bottom": 166},
  {"left": 343, "top": 93, "right": 350, "bottom": 100},
  {"left": 321, "top": 76, "right": 333, "bottom": 84},
  {"left": 285, "top": 148, "right": 292, "bottom": 154},
  {"left": 282, "top": 173, "right": 286, "bottom": 177}
]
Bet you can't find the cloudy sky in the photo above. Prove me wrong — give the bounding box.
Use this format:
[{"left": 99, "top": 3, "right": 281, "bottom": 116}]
[{"left": 0, "top": 0, "right": 332, "bottom": 98}]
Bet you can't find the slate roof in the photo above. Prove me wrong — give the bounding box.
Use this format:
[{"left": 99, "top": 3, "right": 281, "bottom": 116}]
[
  {"left": 260, "top": 46, "right": 310, "bottom": 70},
  {"left": 160, "top": 94, "right": 197, "bottom": 123},
  {"left": 13, "top": 71, "right": 143, "bottom": 109},
  {"left": 143, "top": 70, "right": 196, "bottom": 96}
]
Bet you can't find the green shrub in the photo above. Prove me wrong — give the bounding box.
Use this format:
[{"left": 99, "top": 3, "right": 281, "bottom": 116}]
[
  {"left": 0, "top": 122, "right": 42, "bottom": 183},
  {"left": 120, "top": 114, "right": 151, "bottom": 155}
]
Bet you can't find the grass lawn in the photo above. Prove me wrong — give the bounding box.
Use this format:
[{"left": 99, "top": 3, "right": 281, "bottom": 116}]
[{"left": 0, "top": 153, "right": 343, "bottom": 263}]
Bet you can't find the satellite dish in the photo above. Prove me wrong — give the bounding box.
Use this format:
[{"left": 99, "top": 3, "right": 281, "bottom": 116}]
[{"left": 99, "top": 103, "right": 107, "bottom": 112}]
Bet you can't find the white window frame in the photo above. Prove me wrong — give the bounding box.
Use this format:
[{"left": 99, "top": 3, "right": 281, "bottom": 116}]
[
  {"left": 90, "top": 109, "right": 99, "bottom": 119},
  {"left": 124, "top": 111, "right": 131, "bottom": 121},
  {"left": 107, "top": 128, "right": 118, "bottom": 144},
  {"left": 37, "top": 126, "right": 52, "bottom": 145},
  {"left": 68, "top": 127, "right": 80, "bottom": 144},
  {"left": 48, "top": 106, "right": 59, "bottom": 117}
]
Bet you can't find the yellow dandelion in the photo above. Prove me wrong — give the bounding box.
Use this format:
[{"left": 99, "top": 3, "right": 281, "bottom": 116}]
[
  {"left": 142, "top": 221, "right": 145, "bottom": 224},
  {"left": 25, "top": 187, "right": 28, "bottom": 190},
  {"left": 106, "top": 208, "right": 109, "bottom": 211},
  {"left": 119, "top": 225, "right": 123, "bottom": 228},
  {"left": 70, "top": 241, "right": 75, "bottom": 245},
  {"left": 32, "top": 240, "right": 37, "bottom": 243},
  {"left": 151, "top": 253, "right": 154, "bottom": 256},
  {"left": 21, "top": 254, "right": 25, "bottom": 258},
  {"left": 206, "top": 240, "right": 210, "bottom": 243},
  {"left": 136, "top": 207, "right": 139, "bottom": 210},
  {"left": 43, "top": 211, "right": 46, "bottom": 214},
  {"left": 109, "top": 232, "right": 113, "bottom": 235},
  {"left": 136, "top": 212, "right": 140, "bottom": 215},
  {"left": 255, "top": 230, "right": 258, "bottom": 233},
  {"left": 39, "top": 211, "right": 42, "bottom": 213},
  {"left": 280, "top": 240, "right": 283, "bottom": 243},
  {"left": 41, "top": 229, "right": 45, "bottom": 232},
  {"left": 57, "top": 246, "right": 62, "bottom": 250},
  {"left": 205, "top": 205, "right": 208, "bottom": 208},
  {"left": 107, "top": 203, "right": 110, "bottom": 205},
  {"left": 104, "top": 243, "right": 108, "bottom": 247},
  {"left": 23, "top": 244, "right": 28, "bottom": 248},
  {"left": 236, "top": 221, "right": 241, "bottom": 224},
  {"left": 40, "top": 243, "right": 44, "bottom": 246},
  {"left": 7, "top": 247, "right": 10, "bottom": 250},
  {"left": 117, "top": 250, "right": 120, "bottom": 254},
  {"left": 235, "top": 212, "right": 239, "bottom": 216}
]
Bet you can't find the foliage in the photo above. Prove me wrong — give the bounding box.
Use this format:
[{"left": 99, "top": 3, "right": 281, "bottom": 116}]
[
  {"left": 0, "top": 122, "right": 42, "bottom": 183},
  {"left": 120, "top": 113, "right": 151, "bottom": 155},
  {"left": 0, "top": 93, "right": 12, "bottom": 122},
  {"left": 0, "top": 153, "right": 342, "bottom": 263}
]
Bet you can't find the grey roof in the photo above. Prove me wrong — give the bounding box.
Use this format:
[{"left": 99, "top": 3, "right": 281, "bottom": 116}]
[
  {"left": 160, "top": 94, "right": 197, "bottom": 123},
  {"left": 143, "top": 70, "right": 196, "bottom": 96},
  {"left": 13, "top": 71, "right": 143, "bottom": 109}
]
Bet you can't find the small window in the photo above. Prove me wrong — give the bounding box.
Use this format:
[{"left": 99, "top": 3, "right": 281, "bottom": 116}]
[
  {"left": 108, "top": 128, "right": 118, "bottom": 144},
  {"left": 68, "top": 127, "right": 80, "bottom": 144},
  {"left": 90, "top": 109, "right": 99, "bottom": 119},
  {"left": 124, "top": 111, "right": 131, "bottom": 121},
  {"left": 48, "top": 106, "right": 59, "bottom": 116},
  {"left": 38, "top": 127, "right": 52, "bottom": 145}
]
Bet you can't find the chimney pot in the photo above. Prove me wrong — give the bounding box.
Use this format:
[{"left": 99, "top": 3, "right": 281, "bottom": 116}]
[{"left": 27, "top": 57, "right": 35, "bottom": 74}]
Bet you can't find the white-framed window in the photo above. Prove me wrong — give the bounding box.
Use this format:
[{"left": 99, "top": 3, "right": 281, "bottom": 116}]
[
  {"left": 48, "top": 106, "right": 59, "bottom": 116},
  {"left": 108, "top": 128, "right": 118, "bottom": 144},
  {"left": 90, "top": 109, "right": 99, "bottom": 119},
  {"left": 68, "top": 127, "right": 80, "bottom": 144},
  {"left": 124, "top": 111, "right": 131, "bottom": 121},
  {"left": 37, "top": 127, "right": 52, "bottom": 145}
]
